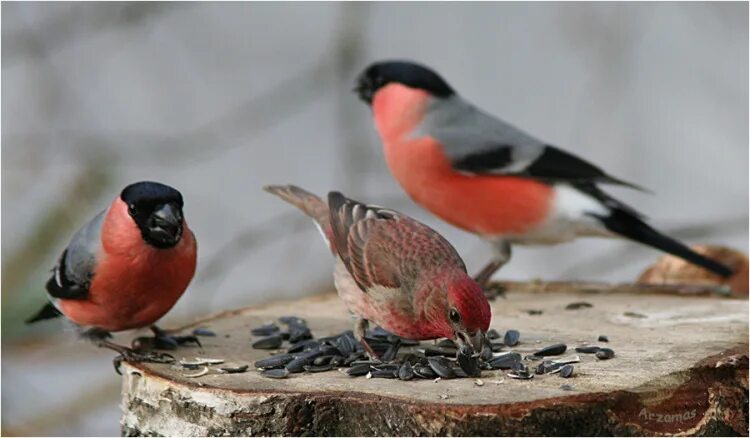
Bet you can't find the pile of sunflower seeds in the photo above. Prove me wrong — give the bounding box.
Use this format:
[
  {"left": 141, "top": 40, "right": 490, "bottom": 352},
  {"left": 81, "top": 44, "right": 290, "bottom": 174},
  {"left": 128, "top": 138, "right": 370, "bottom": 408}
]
[{"left": 250, "top": 317, "right": 615, "bottom": 381}]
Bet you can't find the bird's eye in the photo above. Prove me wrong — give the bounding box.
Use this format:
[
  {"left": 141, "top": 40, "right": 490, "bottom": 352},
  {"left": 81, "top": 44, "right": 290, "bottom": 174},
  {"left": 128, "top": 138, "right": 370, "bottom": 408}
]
[
  {"left": 128, "top": 203, "right": 137, "bottom": 215},
  {"left": 449, "top": 308, "right": 461, "bottom": 323}
]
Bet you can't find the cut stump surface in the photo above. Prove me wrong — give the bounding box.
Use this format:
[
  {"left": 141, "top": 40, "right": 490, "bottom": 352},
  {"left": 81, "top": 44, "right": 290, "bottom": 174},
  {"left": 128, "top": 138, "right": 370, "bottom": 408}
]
[{"left": 121, "top": 282, "right": 749, "bottom": 436}]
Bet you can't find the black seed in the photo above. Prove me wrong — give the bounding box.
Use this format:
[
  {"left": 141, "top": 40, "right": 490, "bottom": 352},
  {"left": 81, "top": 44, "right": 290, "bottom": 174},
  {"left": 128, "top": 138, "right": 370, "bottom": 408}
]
[
  {"left": 437, "top": 339, "right": 457, "bottom": 348},
  {"left": 382, "top": 339, "right": 401, "bottom": 362},
  {"left": 346, "top": 363, "right": 371, "bottom": 376},
  {"left": 370, "top": 369, "right": 397, "bottom": 378},
  {"left": 486, "top": 329, "right": 501, "bottom": 340},
  {"left": 287, "top": 339, "right": 319, "bottom": 354},
  {"left": 304, "top": 364, "right": 333, "bottom": 373},
  {"left": 344, "top": 352, "right": 366, "bottom": 366},
  {"left": 286, "top": 350, "right": 324, "bottom": 373},
  {"left": 279, "top": 316, "right": 306, "bottom": 326},
  {"left": 398, "top": 361, "right": 415, "bottom": 381},
  {"left": 480, "top": 343, "right": 493, "bottom": 362},
  {"left": 336, "top": 331, "right": 359, "bottom": 356},
  {"left": 351, "top": 360, "right": 380, "bottom": 367},
  {"left": 457, "top": 348, "right": 481, "bottom": 377},
  {"left": 596, "top": 348, "right": 615, "bottom": 360},
  {"left": 220, "top": 364, "right": 249, "bottom": 374},
  {"left": 534, "top": 363, "right": 546, "bottom": 375},
  {"left": 252, "top": 334, "right": 283, "bottom": 350},
  {"left": 488, "top": 352, "right": 522, "bottom": 370},
  {"left": 533, "top": 343, "right": 567, "bottom": 357},
  {"left": 192, "top": 328, "right": 216, "bottom": 337},
  {"left": 313, "top": 355, "right": 333, "bottom": 366},
  {"left": 560, "top": 364, "right": 574, "bottom": 378},
  {"left": 598, "top": 335, "right": 609, "bottom": 342},
  {"left": 503, "top": 330, "right": 520, "bottom": 347},
  {"left": 427, "top": 357, "right": 456, "bottom": 379},
  {"left": 289, "top": 325, "right": 313, "bottom": 344},
  {"left": 490, "top": 342, "right": 505, "bottom": 352},
  {"left": 280, "top": 331, "right": 290, "bottom": 341},
  {"left": 565, "top": 302, "right": 593, "bottom": 310},
  {"left": 575, "top": 345, "right": 601, "bottom": 354},
  {"left": 424, "top": 346, "right": 458, "bottom": 357},
  {"left": 368, "top": 326, "right": 391, "bottom": 339},
  {"left": 251, "top": 323, "right": 280, "bottom": 336},
  {"left": 623, "top": 311, "right": 647, "bottom": 319},
  {"left": 261, "top": 368, "right": 289, "bottom": 379},
  {"left": 414, "top": 365, "right": 436, "bottom": 379},
  {"left": 527, "top": 309, "right": 543, "bottom": 315},
  {"left": 254, "top": 353, "right": 295, "bottom": 369}
]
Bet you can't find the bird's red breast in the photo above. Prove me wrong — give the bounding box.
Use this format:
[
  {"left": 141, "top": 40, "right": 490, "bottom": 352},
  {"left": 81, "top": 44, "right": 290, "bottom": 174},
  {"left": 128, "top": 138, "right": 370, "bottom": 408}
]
[
  {"left": 59, "top": 198, "right": 197, "bottom": 332},
  {"left": 372, "top": 84, "right": 554, "bottom": 237}
]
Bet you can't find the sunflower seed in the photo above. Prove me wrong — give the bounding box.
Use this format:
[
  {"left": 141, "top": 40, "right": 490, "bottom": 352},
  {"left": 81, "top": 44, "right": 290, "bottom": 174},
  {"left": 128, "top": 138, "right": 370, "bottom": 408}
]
[
  {"left": 623, "top": 311, "right": 646, "bottom": 319},
  {"left": 598, "top": 335, "right": 609, "bottom": 342},
  {"left": 475, "top": 379, "right": 484, "bottom": 387},
  {"left": 251, "top": 323, "right": 280, "bottom": 337},
  {"left": 219, "top": 364, "right": 249, "bottom": 374},
  {"left": 560, "top": 364, "right": 574, "bottom": 378},
  {"left": 596, "top": 348, "right": 615, "bottom": 360},
  {"left": 252, "top": 334, "right": 283, "bottom": 350},
  {"left": 457, "top": 347, "right": 481, "bottom": 377},
  {"left": 507, "top": 371, "right": 533, "bottom": 380},
  {"left": 552, "top": 355, "right": 580, "bottom": 365},
  {"left": 490, "top": 342, "right": 505, "bottom": 352},
  {"left": 304, "top": 364, "right": 333, "bottom": 373},
  {"left": 336, "top": 331, "right": 359, "bottom": 356},
  {"left": 424, "top": 346, "right": 458, "bottom": 357},
  {"left": 565, "top": 302, "right": 593, "bottom": 310},
  {"left": 370, "top": 368, "right": 397, "bottom": 378},
  {"left": 288, "top": 325, "right": 313, "bottom": 343},
  {"left": 527, "top": 309, "right": 543, "bottom": 315},
  {"left": 486, "top": 329, "right": 501, "bottom": 340},
  {"left": 346, "top": 363, "right": 371, "bottom": 376},
  {"left": 381, "top": 339, "right": 401, "bottom": 362},
  {"left": 330, "top": 356, "right": 346, "bottom": 367},
  {"left": 254, "top": 353, "right": 294, "bottom": 369},
  {"left": 575, "top": 346, "right": 601, "bottom": 354},
  {"left": 261, "top": 368, "right": 289, "bottom": 379},
  {"left": 414, "top": 365, "right": 437, "bottom": 379},
  {"left": 480, "top": 343, "right": 493, "bottom": 361},
  {"left": 533, "top": 343, "right": 567, "bottom": 357},
  {"left": 398, "top": 361, "right": 415, "bottom": 380},
  {"left": 344, "top": 352, "right": 366, "bottom": 366},
  {"left": 427, "top": 356, "right": 456, "bottom": 379},
  {"left": 503, "top": 330, "right": 520, "bottom": 347},
  {"left": 279, "top": 316, "right": 306, "bottom": 326},
  {"left": 192, "top": 328, "right": 216, "bottom": 337},
  {"left": 287, "top": 339, "right": 319, "bottom": 354},
  {"left": 184, "top": 366, "right": 209, "bottom": 378},
  {"left": 487, "top": 352, "right": 522, "bottom": 370}
]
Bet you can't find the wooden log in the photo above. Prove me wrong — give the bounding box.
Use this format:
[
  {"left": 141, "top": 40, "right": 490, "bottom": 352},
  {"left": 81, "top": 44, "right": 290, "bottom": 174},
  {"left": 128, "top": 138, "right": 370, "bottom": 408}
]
[{"left": 120, "top": 282, "right": 748, "bottom": 436}]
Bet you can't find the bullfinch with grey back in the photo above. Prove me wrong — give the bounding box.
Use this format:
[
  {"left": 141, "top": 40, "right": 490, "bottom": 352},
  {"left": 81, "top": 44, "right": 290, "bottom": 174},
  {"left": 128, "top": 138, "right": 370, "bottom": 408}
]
[
  {"left": 354, "top": 60, "right": 733, "bottom": 288},
  {"left": 27, "top": 181, "right": 198, "bottom": 370}
]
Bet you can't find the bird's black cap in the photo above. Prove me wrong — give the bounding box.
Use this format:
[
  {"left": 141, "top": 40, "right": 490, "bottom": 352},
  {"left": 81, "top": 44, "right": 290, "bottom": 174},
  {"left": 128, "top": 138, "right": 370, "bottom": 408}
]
[{"left": 354, "top": 60, "right": 455, "bottom": 105}]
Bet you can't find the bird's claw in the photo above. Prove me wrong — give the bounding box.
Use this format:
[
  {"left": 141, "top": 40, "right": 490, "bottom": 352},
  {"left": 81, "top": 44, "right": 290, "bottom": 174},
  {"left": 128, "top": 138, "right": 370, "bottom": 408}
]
[
  {"left": 112, "top": 350, "right": 176, "bottom": 375},
  {"left": 131, "top": 334, "right": 202, "bottom": 350}
]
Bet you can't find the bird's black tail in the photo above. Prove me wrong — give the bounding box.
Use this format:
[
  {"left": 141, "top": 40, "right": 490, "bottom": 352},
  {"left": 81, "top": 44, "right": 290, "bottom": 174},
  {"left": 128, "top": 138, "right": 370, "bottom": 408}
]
[
  {"left": 576, "top": 183, "right": 734, "bottom": 278},
  {"left": 26, "top": 302, "right": 62, "bottom": 324}
]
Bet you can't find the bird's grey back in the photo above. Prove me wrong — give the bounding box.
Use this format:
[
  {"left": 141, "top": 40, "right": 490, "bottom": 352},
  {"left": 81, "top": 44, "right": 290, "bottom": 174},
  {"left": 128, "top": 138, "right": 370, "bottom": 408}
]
[{"left": 420, "top": 96, "right": 546, "bottom": 171}]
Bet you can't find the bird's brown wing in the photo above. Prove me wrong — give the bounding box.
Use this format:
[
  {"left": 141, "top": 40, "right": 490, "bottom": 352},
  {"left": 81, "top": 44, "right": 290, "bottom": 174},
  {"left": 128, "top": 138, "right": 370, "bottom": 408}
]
[{"left": 327, "top": 191, "right": 466, "bottom": 293}]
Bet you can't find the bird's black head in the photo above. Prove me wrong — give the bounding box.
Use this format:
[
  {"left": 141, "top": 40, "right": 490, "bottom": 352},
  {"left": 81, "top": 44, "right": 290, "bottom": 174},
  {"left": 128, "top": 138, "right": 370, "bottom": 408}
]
[
  {"left": 354, "top": 60, "right": 455, "bottom": 105},
  {"left": 120, "top": 181, "right": 185, "bottom": 249}
]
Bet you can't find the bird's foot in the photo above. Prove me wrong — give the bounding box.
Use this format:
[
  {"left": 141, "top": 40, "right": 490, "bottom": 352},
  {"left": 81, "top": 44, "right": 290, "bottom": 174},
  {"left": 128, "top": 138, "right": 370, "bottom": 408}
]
[
  {"left": 131, "top": 326, "right": 202, "bottom": 350},
  {"left": 112, "top": 349, "right": 176, "bottom": 375}
]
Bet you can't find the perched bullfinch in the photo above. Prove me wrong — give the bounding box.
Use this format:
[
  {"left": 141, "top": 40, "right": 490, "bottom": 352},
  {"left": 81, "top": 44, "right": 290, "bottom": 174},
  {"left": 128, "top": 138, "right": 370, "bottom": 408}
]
[
  {"left": 27, "top": 181, "right": 198, "bottom": 370},
  {"left": 354, "top": 60, "right": 733, "bottom": 288},
  {"left": 264, "top": 185, "right": 491, "bottom": 358}
]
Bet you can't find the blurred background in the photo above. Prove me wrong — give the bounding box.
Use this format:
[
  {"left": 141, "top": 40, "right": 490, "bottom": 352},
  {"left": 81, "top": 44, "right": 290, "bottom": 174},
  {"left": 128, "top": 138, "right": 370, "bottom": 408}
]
[{"left": 2, "top": 2, "right": 747, "bottom": 435}]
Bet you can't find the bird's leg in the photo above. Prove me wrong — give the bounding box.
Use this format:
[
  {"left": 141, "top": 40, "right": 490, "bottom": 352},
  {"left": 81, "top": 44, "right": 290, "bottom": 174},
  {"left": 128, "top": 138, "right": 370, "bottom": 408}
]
[
  {"left": 474, "top": 241, "right": 512, "bottom": 300},
  {"left": 354, "top": 318, "right": 380, "bottom": 361},
  {"left": 130, "top": 325, "right": 201, "bottom": 350},
  {"left": 84, "top": 331, "right": 175, "bottom": 375}
]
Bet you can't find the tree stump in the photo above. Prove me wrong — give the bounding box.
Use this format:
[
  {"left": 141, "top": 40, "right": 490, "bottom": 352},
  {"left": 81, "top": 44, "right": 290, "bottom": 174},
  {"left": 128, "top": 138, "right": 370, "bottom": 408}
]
[{"left": 120, "top": 281, "right": 748, "bottom": 436}]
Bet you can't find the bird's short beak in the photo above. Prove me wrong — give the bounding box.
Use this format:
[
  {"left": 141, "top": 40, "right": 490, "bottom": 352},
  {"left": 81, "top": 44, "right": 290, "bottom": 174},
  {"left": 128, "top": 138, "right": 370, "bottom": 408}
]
[
  {"left": 453, "top": 330, "right": 486, "bottom": 355},
  {"left": 148, "top": 202, "right": 183, "bottom": 247}
]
